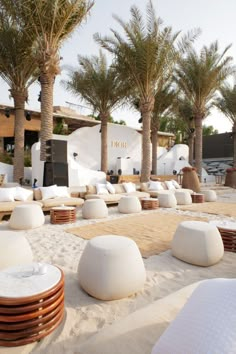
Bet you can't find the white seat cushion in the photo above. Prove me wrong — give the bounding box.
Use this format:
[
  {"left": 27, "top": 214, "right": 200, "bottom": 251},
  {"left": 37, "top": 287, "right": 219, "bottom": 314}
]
[{"left": 152, "top": 278, "right": 236, "bottom": 354}]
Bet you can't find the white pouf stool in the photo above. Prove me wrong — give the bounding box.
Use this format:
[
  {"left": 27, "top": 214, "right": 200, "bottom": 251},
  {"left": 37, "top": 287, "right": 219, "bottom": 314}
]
[
  {"left": 82, "top": 199, "right": 108, "bottom": 219},
  {"left": 78, "top": 235, "right": 146, "bottom": 300},
  {"left": 0, "top": 231, "right": 33, "bottom": 270},
  {"left": 158, "top": 192, "right": 177, "bottom": 208},
  {"left": 172, "top": 221, "right": 224, "bottom": 266},
  {"left": 9, "top": 204, "right": 45, "bottom": 230},
  {"left": 118, "top": 196, "right": 141, "bottom": 214},
  {"left": 201, "top": 190, "right": 217, "bottom": 202},
  {"left": 175, "top": 190, "right": 192, "bottom": 205}
]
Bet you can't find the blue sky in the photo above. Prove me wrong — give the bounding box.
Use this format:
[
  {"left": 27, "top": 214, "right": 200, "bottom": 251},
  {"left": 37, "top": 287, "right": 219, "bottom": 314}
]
[{"left": 0, "top": 0, "right": 235, "bottom": 132}]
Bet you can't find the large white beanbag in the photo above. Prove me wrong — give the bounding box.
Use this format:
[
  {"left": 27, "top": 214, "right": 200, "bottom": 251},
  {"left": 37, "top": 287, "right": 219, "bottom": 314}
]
[
  {"left": 152, "top": 278, "right": 236, "bottom": 354},
  {"left": 171, "top": 221, "right": 224, "bottom": 266},
  {"left": 78, "top": 235, "right": 146, "bottom": 300}
]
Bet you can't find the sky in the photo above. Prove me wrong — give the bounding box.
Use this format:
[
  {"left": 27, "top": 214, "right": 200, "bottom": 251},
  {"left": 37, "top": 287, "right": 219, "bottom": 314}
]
[{"left": 0, "top": 0, "right": 235, "bottom": 133}]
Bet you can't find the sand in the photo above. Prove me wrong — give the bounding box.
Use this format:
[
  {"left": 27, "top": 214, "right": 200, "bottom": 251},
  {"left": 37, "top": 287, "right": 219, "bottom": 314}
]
[{"left": 0, "top": 189, "right": 236, "bottom": 354}]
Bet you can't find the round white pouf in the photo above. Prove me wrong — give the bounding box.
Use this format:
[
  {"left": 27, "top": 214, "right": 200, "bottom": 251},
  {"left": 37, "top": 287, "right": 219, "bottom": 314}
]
[
  {"left": 78, "top": 235, "right": 146, "bottom": 300},
  {"left": 82, "top": 199, "right": 108, "bottom": 219},
  {"left": 118, "top": 196, "right": 141, "bottom": 214},
  {"left": 175, "top": 190, "right": 192, "bottom": 205},
  {"left": 201, "top": 190, "right": 217, "bottom": 202},
  {"left": 172, "top": 221, "right": 224, "bottom": 266},
  {"left": 0, "top": 231, "right": 33, "bottom": 270},
  {"left": 158, "top": 192, "right": 177, "bottom": 208},
  {"left": 9, "top": 204, "right": 45, "bottom": 230}
]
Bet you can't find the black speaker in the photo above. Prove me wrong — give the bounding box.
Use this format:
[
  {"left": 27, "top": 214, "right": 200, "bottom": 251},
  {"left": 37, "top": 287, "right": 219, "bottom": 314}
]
[
  {"left": 46, "top": 139, "right": 67, "bottom": 163},
  {"left": 43, "top": 162, "right": 68, "bottom": 186},
  {"left": 109, "top": 175, "right": 119, "bottom": 184}
]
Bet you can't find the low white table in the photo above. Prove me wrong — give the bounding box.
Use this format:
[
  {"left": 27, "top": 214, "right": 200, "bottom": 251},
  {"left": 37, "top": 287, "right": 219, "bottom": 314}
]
[
  {"left": 209, "top": 220, "right": 236, "bottom": 252},
  {"left": 0, "top": 263, "right": 64, "bottom": 347}
]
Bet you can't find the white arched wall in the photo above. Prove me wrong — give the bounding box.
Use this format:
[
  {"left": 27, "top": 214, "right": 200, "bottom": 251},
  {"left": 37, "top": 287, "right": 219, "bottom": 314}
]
[
  {"left": 68, "top": 123, "right": 143, "bottom": 174},
  {"left": 157, "top": 144, "right": 190, "bottom": 175}
]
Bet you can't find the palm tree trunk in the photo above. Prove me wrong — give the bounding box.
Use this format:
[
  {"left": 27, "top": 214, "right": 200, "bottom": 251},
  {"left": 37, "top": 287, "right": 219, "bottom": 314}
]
[
  {"left": 151, "top": 128, "right": 158, "bottom": 175},
  {"left": 188, "top": 133, "right": 194, "bottom": 166},
  {"left": 39, "top": 73, "right": 54, "bottom": 161},
  {"left": 11, "top": 89, "right": 28, "bottom": 183},
  {"left": 100, "top": 113, "right": 109, "bottom": 173},
  {"left": 233, "top": 123, "right": 236, "bottom": 168},
  {"left": 140, "top": 99, "right": 154, "bottom": 182},
  {"left": 194, "top": 115, "right": 203, "bottom": 181}
]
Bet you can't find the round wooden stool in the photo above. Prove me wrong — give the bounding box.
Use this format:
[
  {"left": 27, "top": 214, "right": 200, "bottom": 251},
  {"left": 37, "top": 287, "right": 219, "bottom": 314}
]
[
  {"left": 0, "top": 263, "right": 64, "bottom": 347},
  {"left": 191, "top": 193, "right": 205, "bottom": 203},
  {"left": 50, "top": 206, "right": 76, "bottom": 224},
  {"left": 141, "top": 198, "right": 159, "bottom": 210}
]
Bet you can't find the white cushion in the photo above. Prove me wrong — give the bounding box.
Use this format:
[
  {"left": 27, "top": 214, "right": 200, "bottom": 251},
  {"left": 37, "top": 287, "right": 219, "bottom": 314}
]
[
  {"left": 165, "top": 181, "right": 176, "bottom": 190},
  {"left": 148, "top": 181, "right": 164, "bottom": 191},
  {"left": 39, "top": 185, "right": 58, "bottom": 200},
  {"left": 55, "top": 186, "right": 70, "bottom": 198},
  {"left": 171, "top": 180, "right": 181, "bottom": 189},
  {"left": 122, "top": 182, "right": 136, "bottom": 193},
  {"left": 106, "top": 182, "right": 116, "bottom": 194},
  {"left": 14, "top": 186, "right": 33, "bottom": 201},
  {"left": 0, "top": 187, "right": 15, "bottom": 202},
  {"left": 96, "top": 183, "right": 109, "bottom": 195},
  {"left": 151, "top": 278, "right": 236, "bottom": 354}
]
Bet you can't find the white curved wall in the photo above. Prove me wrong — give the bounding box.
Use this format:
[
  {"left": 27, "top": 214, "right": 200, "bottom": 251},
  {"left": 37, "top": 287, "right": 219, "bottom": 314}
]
[{"left": 157, "top": 144, "right": 190, "bottom": 175}]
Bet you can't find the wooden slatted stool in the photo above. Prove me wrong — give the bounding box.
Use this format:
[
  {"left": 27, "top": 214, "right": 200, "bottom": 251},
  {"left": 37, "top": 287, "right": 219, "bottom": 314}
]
[
  {"left": 209, "top": 220, "right": 236, "bottom": 252},
  {"left": 141, "top": 198, "right": 159, "bottom": 210},
  {"left": 0, "top": 263, "right": 64, "bottom": 347},
  {"left": 50, "top": 206, "right": 76, "bottom": 224},
  {"left": 191, "top": 193, "right": 205, "bottom": 203}
]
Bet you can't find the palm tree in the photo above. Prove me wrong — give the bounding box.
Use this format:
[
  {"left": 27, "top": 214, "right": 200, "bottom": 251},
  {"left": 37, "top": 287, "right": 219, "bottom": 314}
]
[
  {"left": 63, "top": 50, "right": 128, "bottom": 172},
  {"left": 151, "top": 83, "right": 176, "bottom": 174},
  {"left": 1, "top": 0, "right": 94, "bottom": 161},
  {"left": 175, "top": 41, "right": 234, "bottom": 178},
  {"left": 0, "top": 16, "right": 38, "bottom": 182},
  {"left": 94, "top": 1, "right": 197, "bottom": 182},
  {"left": 215, "top": 84, "right": 236, "bottom": 166},
  {"left": 175, "top": 98, "right": 195, "bottom": 165}
]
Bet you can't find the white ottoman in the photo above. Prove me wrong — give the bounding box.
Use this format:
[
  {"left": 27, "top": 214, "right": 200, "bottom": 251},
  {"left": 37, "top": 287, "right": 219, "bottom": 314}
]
[
  {"left": 78, "top": 235, "right": 146, "bottom": 300},
  {"left": 9, "top": 204, "right": 45, "bottom": 230},
  {"left": 175, "top": 190, "right": 192, "bottom": 205},
  {"left": 201, "top": 190, "right": 217, "bottom": 202},
  {"left": 82, "top": 199, "right": 108, "bottom": 219},
  {"left": 0, "top": 231, "right": 33, "bottom": 270},
  {"left": 171, "top": 221, "right": 224, "bottom": 266},
  {"left": 118, "top": 196, "right": 141, "bottom": 214},
  {"left": 158, "top": 192, "right": 177, "bottom": 208}
]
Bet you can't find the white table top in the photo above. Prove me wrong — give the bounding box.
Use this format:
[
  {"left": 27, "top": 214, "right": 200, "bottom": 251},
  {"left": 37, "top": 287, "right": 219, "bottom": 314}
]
[
  {"left": 51, "top": 205, "right": 75, "bottom": 211},
  {"left": 0, "top": 263, "right": 62, "bottom": 298},
  {"left": 209, "top": 220, "right": 236, "bottom": 231}
]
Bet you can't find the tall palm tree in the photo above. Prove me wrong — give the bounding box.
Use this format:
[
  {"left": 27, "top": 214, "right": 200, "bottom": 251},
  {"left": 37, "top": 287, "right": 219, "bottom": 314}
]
[
  {"left": 175, "top": 41, "right": 234, "bottom": 178},
  {"left": 95, "top": 1, "right": 197, "bottom": 181},
  {"left": 175, "top": 98, "right": 195, "bottom": 165},
  {"left": 0, "top": 16, "right": 38, "bottom": 182},
  {"left": 215, "top": 84, "right": 236, "bottom": 167},
  {"left": 1, "top": 0, "right": 94, "bottom": 161},
  {"left": 63, "top": 50, "right": 129, "bottom": 172},
  {"left": 151, "top": 83, "right": 176, "bottom": 174}
]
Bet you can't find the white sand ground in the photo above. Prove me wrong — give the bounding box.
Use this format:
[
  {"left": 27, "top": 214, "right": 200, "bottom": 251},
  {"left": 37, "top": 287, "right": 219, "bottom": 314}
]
[{"left": 0, "top": 189, "right": 236, "bottom": 354}]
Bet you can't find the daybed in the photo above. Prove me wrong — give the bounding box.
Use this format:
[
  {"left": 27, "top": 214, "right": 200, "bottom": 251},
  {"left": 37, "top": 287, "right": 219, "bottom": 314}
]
[
  {"left": 0, "top": 185, "right": 84, "bottom": 220},
  {"left": 140, "top": 180, "right": 193, "bottom": 198},
  {"left": 85, "top": 182, "right": 150, "bottom": 204},
  {"left": 33, "top": 185, "right": 84, "bottom": 211},
  {"left": 0, "top": 186, "right": 42, "bottom": 221}
]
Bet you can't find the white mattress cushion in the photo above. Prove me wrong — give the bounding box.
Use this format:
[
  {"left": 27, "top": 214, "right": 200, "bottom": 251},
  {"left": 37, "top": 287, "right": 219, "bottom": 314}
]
[{"left": 152, "top": 278, "right": 236, "bottom": 354}]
